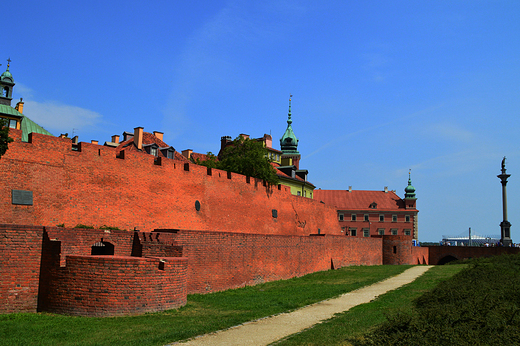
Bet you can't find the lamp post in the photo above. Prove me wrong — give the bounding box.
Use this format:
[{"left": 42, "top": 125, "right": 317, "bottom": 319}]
[{"left": 498, "top": 157, "right": 512, "bottom": 246}]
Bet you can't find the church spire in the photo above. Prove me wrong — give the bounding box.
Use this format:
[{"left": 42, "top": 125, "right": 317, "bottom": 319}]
[
  {"left": 404, "top": 170, "right": 416, "bottom": 199},
  {"left": 280, "top": 95, "right": 299, "bottom": 155}
]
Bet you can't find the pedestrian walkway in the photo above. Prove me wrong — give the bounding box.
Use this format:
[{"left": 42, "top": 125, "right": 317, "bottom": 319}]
[{"left": 171, "top": 265, "right": 433, "bottom": 346}]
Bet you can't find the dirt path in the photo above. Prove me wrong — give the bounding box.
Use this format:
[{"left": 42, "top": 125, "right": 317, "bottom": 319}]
[{"left": 171, "top": 265, "right": 433, "bottom": 346}]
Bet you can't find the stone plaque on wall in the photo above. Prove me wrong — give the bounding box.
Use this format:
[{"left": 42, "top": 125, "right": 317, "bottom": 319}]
[{"left": 12, "top": 190, "right": 33, "bottom": 205}]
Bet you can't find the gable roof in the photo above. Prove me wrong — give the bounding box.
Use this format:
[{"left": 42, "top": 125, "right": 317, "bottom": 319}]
[
  {"left": 116, "top": 131, "right": 189, "bottom": 162},
  {"left": 314, "top": 189, "right": 413, "bottom": 211}
]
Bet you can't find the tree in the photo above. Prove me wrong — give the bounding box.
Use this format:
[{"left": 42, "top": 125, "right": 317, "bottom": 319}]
[
  {"left": 0, "top": 118, "right": 13, "bottom": 158},
  {"left": 195, "top": 136, "right": 280, "bottom": 185}
]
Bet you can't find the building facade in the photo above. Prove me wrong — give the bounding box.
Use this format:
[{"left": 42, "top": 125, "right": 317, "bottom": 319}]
[{"left": 314, "top": 175, "right": 419, "bottom": 240}]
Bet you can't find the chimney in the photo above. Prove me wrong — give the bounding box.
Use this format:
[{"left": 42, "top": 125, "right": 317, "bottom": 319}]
[
  {"left": 221, "top": 136, "right": 232, "bottom": 151},
  {"left": 111, "top": 135, "right": 120, "bottom": 144},
  {"left": 153, "top": 131, "right": 164, "bottom": 141},
  {"left": 134, "top": 127, "right": 143, "bottom": 150},
  {"left": 15, "top": 98, "right": 24, "bottom": 114},
  {"left": 182, "top": 149, "right": 193, "bottom": 159},
  {"left": 348, "top": 186, "right": 352, "bottom": 192},
  {"left": 384, "top": 186, "right": 388, "bottom": 193},
  {"left": 91, "top": 140, "right": 99, "bottom": 145},
  {"left": 72, "top": 136, "right": 78, "bottom": 144},
  {"left": 263, "top": 134, "right": 272, "bottom": 148}
]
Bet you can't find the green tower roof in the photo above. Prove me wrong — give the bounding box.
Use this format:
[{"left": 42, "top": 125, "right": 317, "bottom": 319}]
[
  {"left": 280, "top": 96, "right": 299, "bottom": 154},
  {"left": 0, "top": 104, "right": 53, "bottom": 141},
  {"left": 1, "top": 59, "right": 14, "bottom": 84},
  {"left": 404, "top": 171, "right": 416, "bottom": 199}
]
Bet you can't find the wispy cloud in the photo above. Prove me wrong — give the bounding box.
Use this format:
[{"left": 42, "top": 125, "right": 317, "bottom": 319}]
[
  {"left": 23, "top": 100, "right": 103, "bottom": 135},
  {"left": 304, "top": 105, "right": 442, "bottom": 159},
  {"left": 425, "top": 122, "right": 475, "bottom": 143}
]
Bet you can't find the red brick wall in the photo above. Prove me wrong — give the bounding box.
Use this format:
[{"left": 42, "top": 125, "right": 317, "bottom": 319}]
[
  {"left": 0, "top": 130, "right": 342, "bottom": 236},
  {"left": 44, "top": 227, "right": 135, "bottom": 266},
  {"left": 380, "top": 235, "right": 412, "bottom": 265},
  {"left": 379, "top": 235, "right": 428, "bottom": 265},
  {"left": 0, "top": 225, "right": 43, "bottom": 313},
  {"left": 412, "top": 246, "right": 429, "bottom": 264},
  {"left": 44, "top": 255, "right": 187, "bottom": 316},
  {"left": 156, "top": 230, "right": 382, "bottom": 293}
]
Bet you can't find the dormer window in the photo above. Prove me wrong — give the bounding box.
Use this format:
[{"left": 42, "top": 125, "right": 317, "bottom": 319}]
[
  {"left": 160, "top": 146, "right": 175, "bottom": 159},
  {"left": 369, "top": 202, "right": 377, "bottom": 209},
  {"left": 143, "top": 143, "right": 159, "bottom": 156}
]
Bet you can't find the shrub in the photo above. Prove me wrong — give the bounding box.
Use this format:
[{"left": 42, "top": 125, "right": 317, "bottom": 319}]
[{"left": 352, "top": 254, "right": 520, "bottom": 345}]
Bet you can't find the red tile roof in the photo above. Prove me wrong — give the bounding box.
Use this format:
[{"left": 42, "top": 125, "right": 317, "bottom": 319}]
[
  {"left": 314, "top": 190, "right": 412, "bottom": 211},
  {"left": 115, "top": 131, "right": 189, "bottom": 162}
]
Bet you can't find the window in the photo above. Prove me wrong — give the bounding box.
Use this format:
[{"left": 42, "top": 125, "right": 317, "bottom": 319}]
[
  {"left": 404, "top": 229, "right": 411, "bottom": 236},
  {"left": 405, "top": 215, "right": 410, "bottom": 222},
  {"left": 392, "top": 215, "right": 397, "bottom": 222},
  {"left": 378, "top": 229, "right": 385, "bottom": 235},
  {"left": 351, "top": 214, "right": 357, "bottom": 221},
  {"left": 364, "top": 214, "right": 369, "bottom": 222},
  {"left": 391, "top": 229, "right": 398, "bottom": 235},
  {"left": 349, "top": 228, "right": 357, "bottom": 236},
  {"left": 8, "top": 119, "right": 17, "bottom": 128},
  {"left": 297, "top": 191, "right": 301, "bottom": 196},
  {"left": 338, "top": 213, "right": 344, "bottom": 221},
  {"left": 303, "top": 190, "right": 306, "bottom": 197},
  {"left": 379, "top": 214, "right": 384, "bottom": 222},
  {"left": 150, "top": 147, "right": 157, "bottom": 156},
  {"left": 363, "top": 229, "right": 370, "bottom": 237}
]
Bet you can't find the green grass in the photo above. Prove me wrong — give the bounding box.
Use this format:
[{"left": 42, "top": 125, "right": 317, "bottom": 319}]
[
  {"left": 273, "top": 264, "right": 466, "bottom": 346},
  {"left": 0, "top": 265, "right": 410, "bottom": 346}
]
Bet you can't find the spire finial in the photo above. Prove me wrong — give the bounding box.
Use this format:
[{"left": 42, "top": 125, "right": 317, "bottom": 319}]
[
  {"left": 288, "top": 94, "right": 293, "bottom": 124},
  {"left": 6, "top": 58, "right": 11, "bottom": 70}
]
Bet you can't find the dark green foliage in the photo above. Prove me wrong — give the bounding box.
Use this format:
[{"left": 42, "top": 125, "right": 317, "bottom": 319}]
[
  {"left": 353, "top": 254, "right": 520, "bottom": 346},
  {"left": 56, "top": 223, "right": 64, "bottom": 228},
  {"left": 74, "top": 224, "right": 95, "bottom": 229},
  {"left": 195, "top": 136, "right": 280, "bottom": 185},
  {"left": 0, "top": 118, "right": 14, "bottom": 158},
  {"left": 194, "top": 151, "right": 218, "bottom": 168}
]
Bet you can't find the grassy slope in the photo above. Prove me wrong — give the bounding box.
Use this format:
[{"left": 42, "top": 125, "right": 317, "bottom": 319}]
[
  {"left": 274, "top": 264, "right": 465, "bottom": 346},
  {"left": 0, "top": 265, "right": 410, "bottom": 346}
]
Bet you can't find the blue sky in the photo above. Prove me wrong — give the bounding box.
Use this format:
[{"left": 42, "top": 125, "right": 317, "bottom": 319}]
[{"left": 5, "top": 1, "right": 520, "bottom": 242}]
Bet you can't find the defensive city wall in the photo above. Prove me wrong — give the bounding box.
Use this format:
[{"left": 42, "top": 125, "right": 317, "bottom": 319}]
[{"left": 0, "top": 129, "right": 431, "bottom": 316}]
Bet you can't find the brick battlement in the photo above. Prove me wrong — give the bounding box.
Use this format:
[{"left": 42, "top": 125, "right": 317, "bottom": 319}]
[{"left": 1, "top": 129, "right": 340, "bottom": 235}]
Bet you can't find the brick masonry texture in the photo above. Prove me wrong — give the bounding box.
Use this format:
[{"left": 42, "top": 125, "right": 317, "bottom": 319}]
[
  {"left": 0, "top": 130, "right": 342, "bottom": 236},
  {"left": 0, "top": 225, "right": 43, "bottom": 313},
  {"left": 4, "top": 130, "right": 514, "bottom": 316},
  {"left": 44, "top": 255, "right": 187, "bottom": 316},
  {"left": 155, "top": 230, "right": 383, "bottom": 293}
]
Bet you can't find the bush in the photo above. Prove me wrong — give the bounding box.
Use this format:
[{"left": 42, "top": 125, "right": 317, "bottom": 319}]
[
  {"left": 352, "top": 254, "right": 520, "bottom": 345},
  {"left": 74, "top": 224, "right": 94, "bottom": 229}
]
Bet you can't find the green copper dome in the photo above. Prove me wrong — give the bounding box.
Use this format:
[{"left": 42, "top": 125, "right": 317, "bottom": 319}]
[
  {"left": 1, "top": 60, "right": 14, "bottom": 83},
  {"left": 404, "top": 172, "right": 416, "bottom": 199},
  {"left": 280, "top": 97, "right": 299, "bottom": 154}
]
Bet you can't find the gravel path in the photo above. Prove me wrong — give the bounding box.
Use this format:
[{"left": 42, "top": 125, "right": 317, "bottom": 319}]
[{"left": 171, "top": 265, "right": 433, "bottom": 346}]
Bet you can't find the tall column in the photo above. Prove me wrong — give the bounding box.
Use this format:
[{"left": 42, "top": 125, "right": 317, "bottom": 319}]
[{"left": 497, "top": 157, "right": 512, "bottom": 246}]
